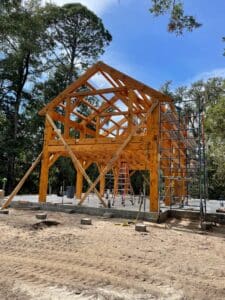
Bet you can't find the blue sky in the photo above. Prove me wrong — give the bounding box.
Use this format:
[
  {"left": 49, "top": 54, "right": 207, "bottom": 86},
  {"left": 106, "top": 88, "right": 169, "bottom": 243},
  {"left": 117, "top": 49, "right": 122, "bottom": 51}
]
[{"left": 52, "top": 0, "right": 225, "bottom": 90}]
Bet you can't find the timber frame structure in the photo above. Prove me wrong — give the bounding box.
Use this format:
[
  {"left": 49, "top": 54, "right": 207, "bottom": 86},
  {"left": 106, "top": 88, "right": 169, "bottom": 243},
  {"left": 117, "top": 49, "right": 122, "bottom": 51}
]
[{"left": 38, "top": 61, "right": 190, "bottom": 212}]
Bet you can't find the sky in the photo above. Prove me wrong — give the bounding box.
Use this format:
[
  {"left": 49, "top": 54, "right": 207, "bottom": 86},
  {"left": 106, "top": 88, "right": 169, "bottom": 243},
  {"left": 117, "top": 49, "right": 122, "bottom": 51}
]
[{"left": 49, "top": 0, "right": 225, "bottom": 90}]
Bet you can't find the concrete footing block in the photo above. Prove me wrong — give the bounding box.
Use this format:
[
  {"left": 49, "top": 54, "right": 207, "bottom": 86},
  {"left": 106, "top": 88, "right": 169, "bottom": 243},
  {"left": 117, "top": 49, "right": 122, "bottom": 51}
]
[
  {"left": 81, "top": 218, "right": 92, "bottom": 225},
  {"left": 102, "top": 212, "right": 113, "bottom": 219},
  {"left": 201, "top": 221, "right": 213, "bottom": 231},
  {"left": 135, "top": 223, "right": 147, "bottom": 232},
  {"left": 36, "top": 213, "right": 47, "bottom": 220}
]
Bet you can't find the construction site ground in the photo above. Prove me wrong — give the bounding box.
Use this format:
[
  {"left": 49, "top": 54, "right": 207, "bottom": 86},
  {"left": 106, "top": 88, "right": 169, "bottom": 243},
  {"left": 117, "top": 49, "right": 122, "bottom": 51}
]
[
  {"left": 11, "top": 193, "right": 224, "bottom": 213},
  {"left": 0, "top": 208, "right": 225, "bottom": 300}
]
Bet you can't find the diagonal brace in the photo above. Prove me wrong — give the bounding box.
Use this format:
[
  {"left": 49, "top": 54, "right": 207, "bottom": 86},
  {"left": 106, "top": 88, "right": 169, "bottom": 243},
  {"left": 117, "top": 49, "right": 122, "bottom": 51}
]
[
  {"left": 1, "top": 152, "right": 43, "bottom": 209},
  {"left": 46, "top": 114, "right": 107, "bottom": 207},
  {"left": 78, "top": 100, "right": 159, "bottom": 205}
]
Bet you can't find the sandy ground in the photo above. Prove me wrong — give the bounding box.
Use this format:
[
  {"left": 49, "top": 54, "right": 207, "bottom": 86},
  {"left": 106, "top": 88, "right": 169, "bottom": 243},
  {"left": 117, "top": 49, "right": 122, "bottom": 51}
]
[{"left": 0, "top": 209, "right": 224, "bottom": 300}]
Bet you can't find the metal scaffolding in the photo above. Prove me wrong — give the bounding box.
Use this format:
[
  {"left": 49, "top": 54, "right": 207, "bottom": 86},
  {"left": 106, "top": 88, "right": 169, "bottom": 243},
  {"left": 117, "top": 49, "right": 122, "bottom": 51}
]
[{"left": 159, "top": 97, "right": 207, "bottom": 220}]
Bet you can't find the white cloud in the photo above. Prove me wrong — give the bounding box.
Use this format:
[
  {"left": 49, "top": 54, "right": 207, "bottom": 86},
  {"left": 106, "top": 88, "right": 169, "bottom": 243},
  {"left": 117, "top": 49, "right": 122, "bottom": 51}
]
[
  {"left": 45, "top": 0, "right": 117, "bottom": 15},
  {"left": 186, "top": 68, "right": 225, "bottom": 85}
]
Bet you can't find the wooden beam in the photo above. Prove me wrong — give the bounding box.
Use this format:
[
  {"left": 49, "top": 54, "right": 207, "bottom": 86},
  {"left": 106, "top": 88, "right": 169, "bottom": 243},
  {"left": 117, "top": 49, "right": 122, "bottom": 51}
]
[
  {"left": 98, "top": 110, "right": 147, "bottom": 117},
  {"left": 46, "top": 114, "right": 107, "bottom": 207},
  {"left": 100, "top": 70, "right": 119, "bottom": 88},
  {"left": 77, "top": 96, "right": 99, "bottom": 112},
  {"left": 1, "top": 152, "right": 43, "bottom": 209},
  {"left": 51, "top": 111, "right": 96, "bottom": 137},
  {"left": 39, "top": 63, "right": 100, "bottom": 116},
  {"left": 78, "top": 100, "right": 159, "bottom": 205},
  {"left": 48, "top": 153, "right": 61, "bottom": 168},
  {"left": 102, "top": 118, "right": 127, "bottom": 137},
  {"left": 86, "top": 82, "right": 123, "bottom": 114},
  {"left": 97, "top": 61, "right": 172, "bottom": 102},
  {"left": 84, "top": 94, "right": 119, "bottom": 123},
  {"left": 71, "top": 86, "right": 127, "bottom": 97}
]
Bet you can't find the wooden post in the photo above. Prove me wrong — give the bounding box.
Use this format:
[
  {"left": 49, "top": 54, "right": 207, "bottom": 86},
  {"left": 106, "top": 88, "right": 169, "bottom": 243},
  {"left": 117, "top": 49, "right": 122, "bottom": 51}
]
[
  {"left": 99, "top": 165, "right": 105, "bottom": 197},
  {"left": 113, "top": 166, "right": 119, "bottom": 197},
  {"left": 39, "top": 117, "right": 52, "bottom": 203},
  {"left": 149, "top": 103, "right": 160, "bottom": 212},
  {"left": 128, "top": 90, "right": 134, "bottom": 132},
  {"left": 76, "top": 168, "right": 83, "bottom": 199},
  {"left": 96, "top": 115, "right": 100, "bottom": 138}
]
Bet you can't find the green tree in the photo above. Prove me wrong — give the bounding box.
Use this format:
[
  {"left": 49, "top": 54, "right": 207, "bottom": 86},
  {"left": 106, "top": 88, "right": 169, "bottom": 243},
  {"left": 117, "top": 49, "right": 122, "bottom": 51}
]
[
  {"left": 36, "top": 3, "right": 112, "bottom": 192},
  {"left": 204, "top": 93, "right": 225, "bottom": 196},
  {"left": 0, "top": 0, "right": 56, "bottom": 192},
  {"left": 149, "top": 1, "right": 225, "bottom": 54},
  {"left": 149, "top": 0, "right": 201, "bottom": 35},
  {"left": 45, "top": 3, "right": 112, "bottom": 87},
  {"left": 0, "top": 1, "right": 112, "bottom": 194}
]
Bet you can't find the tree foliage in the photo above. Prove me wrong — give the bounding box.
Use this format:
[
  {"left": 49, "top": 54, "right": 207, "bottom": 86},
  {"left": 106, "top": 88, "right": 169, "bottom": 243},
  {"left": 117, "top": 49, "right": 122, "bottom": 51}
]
[
  {"left": 0, "top": 1, "right": 111, "bottom": 194},
  {"left": 149, "top": 0, "right": 201, "bottom": 35}
]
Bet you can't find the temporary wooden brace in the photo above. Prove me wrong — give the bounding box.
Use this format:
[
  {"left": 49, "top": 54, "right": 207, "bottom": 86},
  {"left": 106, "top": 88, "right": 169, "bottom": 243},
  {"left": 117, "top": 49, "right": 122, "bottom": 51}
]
[
  {"left": 1, "top": 152, "right": 43, "bottom": 209},
  {"left": 46, "top": 114, "right": 107, "bottom": 207},
  {"left": 78, "top": 100, "right": 159, "bottom": 206}
]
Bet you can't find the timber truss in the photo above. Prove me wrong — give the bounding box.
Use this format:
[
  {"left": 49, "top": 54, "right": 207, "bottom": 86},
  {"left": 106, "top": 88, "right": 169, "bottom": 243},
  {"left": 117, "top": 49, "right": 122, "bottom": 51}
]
[{"left": 37, "top": 61, "right": 190, "bottom": 212}]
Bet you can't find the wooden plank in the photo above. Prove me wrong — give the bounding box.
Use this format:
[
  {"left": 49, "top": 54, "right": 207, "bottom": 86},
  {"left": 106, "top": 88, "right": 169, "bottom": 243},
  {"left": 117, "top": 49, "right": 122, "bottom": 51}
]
[
  {"left": 78, "top": 100, "right": 159, "bottom": 205},
  {"left": 46, "top": 114, "right": 106, "bottom": 207},
  {"left": 1, "top": 152, "right": 43, "bottom": 209}
]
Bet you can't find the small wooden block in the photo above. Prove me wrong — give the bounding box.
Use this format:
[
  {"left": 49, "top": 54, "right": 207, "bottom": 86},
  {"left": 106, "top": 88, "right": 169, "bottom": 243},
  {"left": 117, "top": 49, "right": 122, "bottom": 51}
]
[
  {"left": 216, "top": 208, "right": 225, "bottom": 213},
  {"left": 36, "top": 213, "right": 47, "bottom": 220},
  {"left": 135, "top": 223, "right": 147, "bottom": 232},
  {"left": 0, "top": 209, "right": 9, "bottom": 215},
  {"left": 81, "top": 218, "right": 92, "bottom": 225}
]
